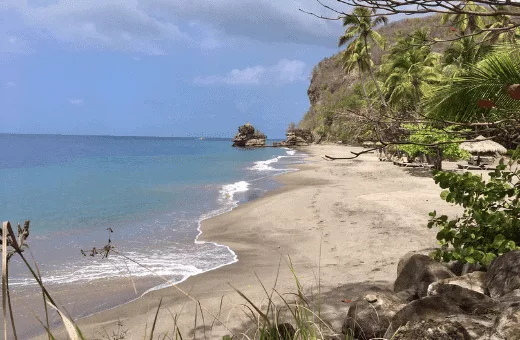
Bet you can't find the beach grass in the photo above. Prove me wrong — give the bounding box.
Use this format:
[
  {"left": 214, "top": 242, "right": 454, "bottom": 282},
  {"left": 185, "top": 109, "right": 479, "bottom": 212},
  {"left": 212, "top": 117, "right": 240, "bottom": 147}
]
[{"left": 2, "top": 219, "right": 343, "bottom": 340}]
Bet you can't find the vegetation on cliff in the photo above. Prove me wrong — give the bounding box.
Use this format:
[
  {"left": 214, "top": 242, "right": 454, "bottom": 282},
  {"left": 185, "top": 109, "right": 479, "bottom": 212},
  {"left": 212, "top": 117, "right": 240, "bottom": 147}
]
[
  {"left": 299, "top": 12, "right": 520, "bottom": 151},
  {"left": 299, "top": 15, "right": 451, "bottom": 143}
]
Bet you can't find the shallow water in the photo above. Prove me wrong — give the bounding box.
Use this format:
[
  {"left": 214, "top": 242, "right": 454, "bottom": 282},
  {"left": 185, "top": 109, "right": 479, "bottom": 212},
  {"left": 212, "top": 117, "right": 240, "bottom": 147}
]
[{"left": 0, "top": 134, "right": 306, "bottom": 289}]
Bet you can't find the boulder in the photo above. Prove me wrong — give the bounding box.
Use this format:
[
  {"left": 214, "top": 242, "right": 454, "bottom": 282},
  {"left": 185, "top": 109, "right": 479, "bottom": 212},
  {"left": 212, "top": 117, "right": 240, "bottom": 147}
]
[
  {"left": 426, "top": 284, "right": 496, "bottom": 315},
  {"left": 394, "top": 253, "right": 456, "bottom": 298},
  {"left": 384, "top": 295, "right": 464, "bottom": 337},
  {"left": 428, "top": 271, "right": 487, "bottom": 296},
  {"left": 498, "top": 289, "right": 520, "bottom": 305},
  {"left": 342, "top": 287, "right": 406, "bottom": 340},
  {"left": 384, "top": 293, "right": 495, "bottom": 339},
  {"left": 232, "top": 124, "right": 266, "bottom": 147},
  {"left": 391, "top": 320, "right": 471, "bottom": 340},
  {"left": 486, "top": 250, "right": 520, "bottom": 299},
  {"left": 490, "top": 302, "right": 520, "bottom": 340}
]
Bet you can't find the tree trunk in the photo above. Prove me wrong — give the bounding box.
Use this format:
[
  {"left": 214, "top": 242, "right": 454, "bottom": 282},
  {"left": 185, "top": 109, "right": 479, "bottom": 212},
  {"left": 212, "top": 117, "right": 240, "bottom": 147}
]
[
  {"left": 358, "top": 62, "right": 372, "bottom": 110},
  {"left": 434, "top": 146, "right": 443, "bottom": 170},
  {"left": 363, "top": 34, "right": 387, "bottom": 109}
]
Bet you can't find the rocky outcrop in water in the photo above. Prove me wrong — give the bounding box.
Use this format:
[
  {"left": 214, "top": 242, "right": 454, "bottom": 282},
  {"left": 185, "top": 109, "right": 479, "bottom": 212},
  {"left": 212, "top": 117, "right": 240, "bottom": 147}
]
[
  {"left": 272, "top": 128, "right": 313, "bottom": 147},
  {"left": 232, "top": 124, "right": 266, "bottom": 147}
]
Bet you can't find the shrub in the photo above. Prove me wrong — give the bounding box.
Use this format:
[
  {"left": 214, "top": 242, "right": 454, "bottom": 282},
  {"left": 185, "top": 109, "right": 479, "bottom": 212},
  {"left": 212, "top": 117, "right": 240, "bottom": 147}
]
[
  {"left": 428, "top": 150, "right": 520, "bottom": 266},
  {"left": 398, "top": 124, "right": 471, "bottom": 161}
]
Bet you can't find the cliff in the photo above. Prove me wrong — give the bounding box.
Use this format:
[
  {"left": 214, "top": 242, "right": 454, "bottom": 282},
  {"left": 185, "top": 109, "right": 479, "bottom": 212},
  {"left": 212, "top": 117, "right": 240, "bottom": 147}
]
[{"left": 299, "top": 15, "right": 450, "bottom": 143}]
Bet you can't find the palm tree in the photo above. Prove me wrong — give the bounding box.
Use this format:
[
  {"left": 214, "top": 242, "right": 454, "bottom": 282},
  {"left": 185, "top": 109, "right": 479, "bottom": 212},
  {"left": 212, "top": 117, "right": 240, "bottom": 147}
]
[
  {"left": 341, "top": 40, "right": 374, "bottom": 108},
  {"left": 380, "top": 29, "right": 442, "bottom": 112},
  {"left": 441, "top": 1, "right": 487, "bottom": 34},
  {"left": 338, "top": 7, "right": 388, "bottom": 108},
  {"left": 426, "top": 51, "right": 520, "bottom": 122},
  {"left": 483, "top": 6, "right": 519, "bottom": 44},
  {"left": 442, "top": 36, "right": 492, "bottom": 76}
]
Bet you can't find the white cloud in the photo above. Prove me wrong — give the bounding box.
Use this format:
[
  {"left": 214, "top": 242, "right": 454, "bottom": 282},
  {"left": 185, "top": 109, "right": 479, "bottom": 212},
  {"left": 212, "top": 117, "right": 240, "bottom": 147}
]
[
  {"left": 144, "top": 0, "right": 340, "bottom": 46},
  {"left": 194, "top": 59, "right": 308, "bottom": 85},
  {"left": 2, "top": 0, "right": 339, "bottom": 54},
  {"left": 5, "top": 81, "right": 16, "bottom": 88},
  {"left": 133, "top": 56, "right": 141, "bottom": 61},
  {"left": 12, "top": 0, "right": 190, "bottom": 55},
  {"left": 69, "top": 98, "right": 84, "bottom": 105}
]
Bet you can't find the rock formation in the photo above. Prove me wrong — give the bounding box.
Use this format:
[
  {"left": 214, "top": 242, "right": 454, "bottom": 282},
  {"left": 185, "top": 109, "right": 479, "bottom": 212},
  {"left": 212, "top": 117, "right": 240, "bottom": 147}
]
[
  {"left": 340, "top": 250, "right": 520, "bottom": 340},
  {"left": 272, "top": 128, "right": 313, "bottom": 147},
  {"left": 232, "top": 123, "right": 266, "bottom": 147}
]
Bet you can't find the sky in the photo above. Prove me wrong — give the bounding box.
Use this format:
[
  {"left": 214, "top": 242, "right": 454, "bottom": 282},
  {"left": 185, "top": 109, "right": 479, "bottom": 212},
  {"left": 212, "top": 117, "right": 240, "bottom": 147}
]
[{"left": 0, "top": 0, "right": 345, "bottom": 138}]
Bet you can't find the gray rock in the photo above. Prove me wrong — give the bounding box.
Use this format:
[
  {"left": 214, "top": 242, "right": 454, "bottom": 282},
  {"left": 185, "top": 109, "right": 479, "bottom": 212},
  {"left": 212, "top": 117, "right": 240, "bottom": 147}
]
[
  {"left": 490, "top": 302, "right": 520, "bottom": 340},
  {"left": 427, "top": 284, "right": 496, "bottom": 315},
  {"left": 342, "top": 287, "right": 406, "bottom": 340},
  {"left": 498, "top": 289, "right": 520, "bottom": 306},
  {"left": 428, "top": 271, "right": 487, "bottom": 296},
  {"left": 394, "top": 253, "right": 455, "bottom": 298},
  {"left": 384, "top": 295, "right": 464, "bottom": 337},
  {"left": 487, "top": 250, "right": 520, "bottom": 299},
  {"left": 384, "top": 293, "right": 495, "bottom": 339},
  {"left": 392, "top": 320, "right": 471, "bottom": 340},
  {"left": 395, "top": 288, "right": 418, "bottom": 302}
]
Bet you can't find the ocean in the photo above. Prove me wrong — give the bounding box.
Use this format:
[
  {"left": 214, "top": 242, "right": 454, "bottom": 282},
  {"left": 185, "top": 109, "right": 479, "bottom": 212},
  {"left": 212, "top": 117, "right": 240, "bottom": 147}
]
[{"left": 0, "top": 134, "right": 305, "bottom": 291}]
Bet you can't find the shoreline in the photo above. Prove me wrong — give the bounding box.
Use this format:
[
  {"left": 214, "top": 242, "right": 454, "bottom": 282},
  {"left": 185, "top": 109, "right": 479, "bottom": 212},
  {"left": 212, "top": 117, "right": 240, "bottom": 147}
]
[
  {"left": 12, "top": 147, "right": 299, "bottom": 339},
  {"left": 36, "top": 144, "right": 462, "bottom": 339},
  {"left": 133, "top": 148, "right": 308, "bottom": 297}
]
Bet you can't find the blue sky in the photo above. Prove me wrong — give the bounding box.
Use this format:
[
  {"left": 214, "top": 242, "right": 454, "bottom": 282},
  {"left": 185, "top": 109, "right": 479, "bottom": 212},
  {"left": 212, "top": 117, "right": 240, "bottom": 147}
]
[{"left": 0, "top": 0, "right": 343, "bottom": 138}]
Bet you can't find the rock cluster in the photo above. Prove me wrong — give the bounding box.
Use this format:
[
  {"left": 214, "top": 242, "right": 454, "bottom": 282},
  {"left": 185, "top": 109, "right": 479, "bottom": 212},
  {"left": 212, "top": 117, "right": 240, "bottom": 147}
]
[
  {"left": 273, "top": 128, "right": 313, "bottom": 147},
  {"left": 232, "top": 124, "right": 267, "bottom": 147},
  {"left": 342, "top": 251, "right": 520, "bottom": 340}
]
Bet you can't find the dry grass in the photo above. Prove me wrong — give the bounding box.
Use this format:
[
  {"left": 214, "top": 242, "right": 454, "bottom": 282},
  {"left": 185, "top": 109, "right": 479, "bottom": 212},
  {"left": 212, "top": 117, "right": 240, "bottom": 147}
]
[{"left": 2, "top": 220, "right": 352, "bottom": 340}]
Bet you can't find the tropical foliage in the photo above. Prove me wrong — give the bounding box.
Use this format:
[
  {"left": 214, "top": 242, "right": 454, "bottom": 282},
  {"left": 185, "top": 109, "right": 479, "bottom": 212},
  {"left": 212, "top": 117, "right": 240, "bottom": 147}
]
[
  {"left": 380, "top": 29, "right": 442, "bottom": 112},
  {"left": 428, "top": 152, "right": 520, "bottom": 266},
  {"left": 398, "top": 125, "right": 471, "bottom": 161},
  {"left": 302, "top": 6, "right": 520, "bottom": 149},
  {"left": 440, "top": 1, "right": 487, "bottom": 34},
  {"left": 426, "top": 50, "right": 520, "bottom": 122},
  {"left": 339, "top": 6, "right": 388, "bottom": 106}
]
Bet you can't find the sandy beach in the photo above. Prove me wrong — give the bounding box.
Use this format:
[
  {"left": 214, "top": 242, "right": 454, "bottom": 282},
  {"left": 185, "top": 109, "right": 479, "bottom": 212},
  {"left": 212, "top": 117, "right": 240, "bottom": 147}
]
[{"left": 38, "top": 144, "right": 463, "bottom": 339}]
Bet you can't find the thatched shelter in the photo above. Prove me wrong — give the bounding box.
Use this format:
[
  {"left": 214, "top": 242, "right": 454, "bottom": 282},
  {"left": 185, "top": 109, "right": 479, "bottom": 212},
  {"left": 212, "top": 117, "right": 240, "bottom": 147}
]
[{"left": 459, "top": 135, "right": 507, "bottom": 155}]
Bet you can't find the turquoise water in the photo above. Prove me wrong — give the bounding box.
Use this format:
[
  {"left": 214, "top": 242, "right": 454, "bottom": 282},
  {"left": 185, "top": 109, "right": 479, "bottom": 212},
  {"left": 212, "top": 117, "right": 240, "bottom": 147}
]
[{"left": 0, "top": 134, "right": 305, "bottom": 287}]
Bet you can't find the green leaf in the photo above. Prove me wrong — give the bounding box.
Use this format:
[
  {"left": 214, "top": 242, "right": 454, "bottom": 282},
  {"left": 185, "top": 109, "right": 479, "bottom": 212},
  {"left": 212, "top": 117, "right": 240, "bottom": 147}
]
[{"left": 465, "top": 256, "right": 476, "bottom": 264}]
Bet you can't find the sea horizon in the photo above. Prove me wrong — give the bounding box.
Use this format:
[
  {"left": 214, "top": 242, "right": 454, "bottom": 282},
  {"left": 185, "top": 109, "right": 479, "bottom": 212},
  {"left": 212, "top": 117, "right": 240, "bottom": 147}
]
[{"left": 0, "top": 132, "right": 287, "bottom": 140}]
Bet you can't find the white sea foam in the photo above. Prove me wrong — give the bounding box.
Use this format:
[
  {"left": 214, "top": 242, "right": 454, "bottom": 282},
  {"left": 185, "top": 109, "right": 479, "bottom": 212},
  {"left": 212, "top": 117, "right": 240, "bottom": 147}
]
[
  {"left": 250, "top": 156, "right": 285, "bottom": 171},
  {"left": 10, "top": 251, "right": 206, "bottom": 287},
  {"left": 219, "top": 180, "right": 250, "bottom": 203},
  {"left": 286, "top": 149, "right": 296, "bottom": 156}
]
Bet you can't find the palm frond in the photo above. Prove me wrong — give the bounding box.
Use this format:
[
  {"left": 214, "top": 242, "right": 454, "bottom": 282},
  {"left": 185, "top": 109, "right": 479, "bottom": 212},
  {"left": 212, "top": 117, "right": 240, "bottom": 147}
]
[{"left": 426, "top": 53, "right": 520, "bottom": 121}]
